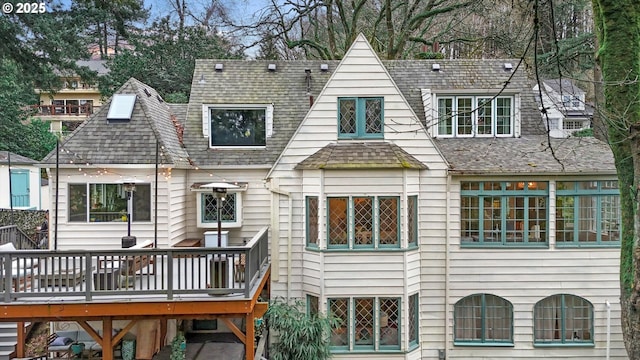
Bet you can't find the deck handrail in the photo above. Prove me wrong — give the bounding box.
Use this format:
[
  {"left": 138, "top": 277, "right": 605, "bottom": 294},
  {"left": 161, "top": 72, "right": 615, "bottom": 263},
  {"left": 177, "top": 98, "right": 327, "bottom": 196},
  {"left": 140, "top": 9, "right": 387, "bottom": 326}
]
[
  {"left": 0, "top": 225, "right": 40, "bottom": 250},
  {"left": 0, "top": 226, "right": 269, "bottom": 303}
]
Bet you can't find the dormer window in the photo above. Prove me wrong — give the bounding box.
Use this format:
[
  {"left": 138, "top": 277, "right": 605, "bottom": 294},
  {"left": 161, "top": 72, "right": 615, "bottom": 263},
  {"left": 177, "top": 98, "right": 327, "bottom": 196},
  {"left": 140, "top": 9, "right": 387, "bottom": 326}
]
[
  {"left": 203, "top": 104, "right": 274, "bottom": 148},
  {"left": 338, "top": 97, "right": 383, "bottom": 139},
  {"left": 436, "top": 96, "right": 513, "bottom": 137}
]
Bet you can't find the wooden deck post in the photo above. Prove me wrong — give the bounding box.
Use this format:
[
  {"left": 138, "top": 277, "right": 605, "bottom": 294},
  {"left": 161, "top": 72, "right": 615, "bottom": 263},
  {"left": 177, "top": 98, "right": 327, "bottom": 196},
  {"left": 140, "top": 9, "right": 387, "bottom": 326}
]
[
  {"left": 245, "top": 312, "right": 254, "bottom": 360},
  {"left": 16, "top": 321, "right": 25, "bottom": 358},
  {"left": 102, "top": 317, "right": 114, "bottom": 360}
]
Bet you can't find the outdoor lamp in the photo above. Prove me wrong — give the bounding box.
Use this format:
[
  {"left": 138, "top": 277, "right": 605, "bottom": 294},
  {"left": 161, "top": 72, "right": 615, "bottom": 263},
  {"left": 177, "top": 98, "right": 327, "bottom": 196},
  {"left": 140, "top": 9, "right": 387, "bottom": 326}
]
[{"left": 119, "top": 178, "right": 142, "bottom": 239}]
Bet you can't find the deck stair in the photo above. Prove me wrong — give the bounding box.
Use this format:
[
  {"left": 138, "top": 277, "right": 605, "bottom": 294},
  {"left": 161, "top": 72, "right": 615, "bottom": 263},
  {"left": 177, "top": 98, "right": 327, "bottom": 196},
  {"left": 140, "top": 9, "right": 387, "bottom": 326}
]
[{"left": 0, "top": 322, "right": 18, "bottom": 360}]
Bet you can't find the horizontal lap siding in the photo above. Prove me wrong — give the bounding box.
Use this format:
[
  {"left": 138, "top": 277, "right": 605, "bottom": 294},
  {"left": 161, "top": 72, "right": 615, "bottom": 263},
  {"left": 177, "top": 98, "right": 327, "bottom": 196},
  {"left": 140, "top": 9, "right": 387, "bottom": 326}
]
[
  {"left": 51, "top": 169, "right": 170, "bottom": 250},
  {"left": 323, "top": 253, "right": 405, "bottom": 296},
  {"left": 167, "top": 170, "right": 187, "bottom": 247},
  {"left": 447, "top": 178, "right": 625, "bottom": 359}
]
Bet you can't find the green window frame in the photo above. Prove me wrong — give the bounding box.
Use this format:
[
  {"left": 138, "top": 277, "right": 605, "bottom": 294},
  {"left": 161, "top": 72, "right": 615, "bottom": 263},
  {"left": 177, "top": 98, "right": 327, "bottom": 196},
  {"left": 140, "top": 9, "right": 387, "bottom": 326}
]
[
  {"left": 307, "top": 294, "right": 319, "bottom": 316},
  {"left": 408, "top": 293, "right": 419, "bottom": 348},
  {"left": 436, "top": 96, "right": 513, "bottom": 137},
  {"left": 68, "top": 183, "right": 151, "bottom": 223},
  {"left": 454, "top": 293, "right": 514, "bottom": 345},
  {"left": 329, "top": 297, "right": 401, "bottom": 352},
  {"left": 407, "top": 195, "right": 418, "bottom": 248},
  {"left": 338, "top": 97, "right": 383, "bottom": 139},
  {"left": 556, "top": 181, "right": 620, "bottom": 247},
  {"left": 201, "top": 192, "right": 237, "bottom": 224},
  {"left": 534, "top": 294, "right": 594, "bottom": 346},
  {"left": 327, "top": 196, "right": 400, "bottom": 249},
  {"left": 460, "top": 181, "right": 549, "bottom": 247},
  {"left": 306, "top": 196, "right": 319, "bottom": 247}
]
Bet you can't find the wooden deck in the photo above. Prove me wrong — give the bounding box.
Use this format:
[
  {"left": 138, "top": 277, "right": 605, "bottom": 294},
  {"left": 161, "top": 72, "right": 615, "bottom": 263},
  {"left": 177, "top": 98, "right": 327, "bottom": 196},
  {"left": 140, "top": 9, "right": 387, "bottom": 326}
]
[{"left": 1, "top": 227, "right": 270, "bottom": 360}]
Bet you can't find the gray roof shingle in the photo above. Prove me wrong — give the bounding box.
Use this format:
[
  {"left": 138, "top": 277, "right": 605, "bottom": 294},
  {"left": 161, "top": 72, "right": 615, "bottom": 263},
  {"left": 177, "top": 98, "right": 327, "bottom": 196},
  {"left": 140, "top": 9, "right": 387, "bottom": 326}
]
[
  {"left": 41, "top": 78, "right": 190, "bottom": 167},
  {"left": 0, "top": 151, "right": 37, "bottom": 165},
  {"left": 296, "top": 142, "right": 428, "bottom": 170},
  {"left": 435, "top": 136, "right": 615, "bottom": 175}
]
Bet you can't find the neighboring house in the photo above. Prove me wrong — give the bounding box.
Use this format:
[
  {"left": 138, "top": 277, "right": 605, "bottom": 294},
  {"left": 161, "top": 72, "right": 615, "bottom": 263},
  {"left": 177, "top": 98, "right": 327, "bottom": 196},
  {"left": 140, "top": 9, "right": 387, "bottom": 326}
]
[
  {"left": 533, "top": 78, "right": 594, "bottom": 137},
  {"left": 39, "top": 34, "right": 624, "bottom": 359},
  {"left": 33, "top": 60, "right": 109, "bottom": 137},
  {"left": 0, "top": 151, "right": 43, "bottom": 210}
]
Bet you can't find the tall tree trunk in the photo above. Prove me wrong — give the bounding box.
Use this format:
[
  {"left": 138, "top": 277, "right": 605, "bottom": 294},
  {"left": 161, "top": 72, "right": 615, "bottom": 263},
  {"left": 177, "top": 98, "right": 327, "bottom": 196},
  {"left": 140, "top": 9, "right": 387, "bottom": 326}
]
[{"left": 592, "top": 0, "right": 640, "bottom": 358}]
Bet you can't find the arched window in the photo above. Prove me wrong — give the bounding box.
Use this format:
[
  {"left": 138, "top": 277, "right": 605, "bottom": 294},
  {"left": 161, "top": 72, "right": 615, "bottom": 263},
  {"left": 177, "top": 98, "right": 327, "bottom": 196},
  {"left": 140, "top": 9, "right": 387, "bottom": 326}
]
[
  {"left": 454, "top": 293, "right": 513, "bottom": 344},
  {"left": 534, "top": 294, "right": 593, "bottom": 345}
]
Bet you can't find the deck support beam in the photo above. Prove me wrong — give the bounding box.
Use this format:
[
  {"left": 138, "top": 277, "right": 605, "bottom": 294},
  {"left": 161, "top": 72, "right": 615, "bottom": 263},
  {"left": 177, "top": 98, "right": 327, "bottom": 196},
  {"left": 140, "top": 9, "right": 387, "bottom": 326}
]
[
  {"left": 16, "top": 321, "right": 25, "bottom": 358},
  {"left": 245, "top": 311, "right": 255, "bottom": 360}
]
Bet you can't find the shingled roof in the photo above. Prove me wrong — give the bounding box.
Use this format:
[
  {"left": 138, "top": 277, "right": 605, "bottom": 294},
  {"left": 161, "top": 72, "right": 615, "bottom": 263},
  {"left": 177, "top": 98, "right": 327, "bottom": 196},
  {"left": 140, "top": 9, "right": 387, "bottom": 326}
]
[
  {"left": 295, "top": 142, "right": 428, "bottom": 170},
  {"left": 184, "top": 60, "right": 340, "bottom": 167},
  {"left": 41, "top": 78, "right": 190, "bottom": 168},
  {"left": 435, "top": 136, "right": 616, "bottom": 175},
  {"left": 0, "top": 151, "right": 37, "bottom": 165}
]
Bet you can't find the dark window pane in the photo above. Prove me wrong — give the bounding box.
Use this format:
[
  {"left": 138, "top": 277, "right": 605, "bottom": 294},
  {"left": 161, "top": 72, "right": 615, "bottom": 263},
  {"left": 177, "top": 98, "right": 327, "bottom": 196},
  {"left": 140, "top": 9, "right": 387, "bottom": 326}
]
[{"left": 210, "top": 108, "right": 266, "bottom": 146}]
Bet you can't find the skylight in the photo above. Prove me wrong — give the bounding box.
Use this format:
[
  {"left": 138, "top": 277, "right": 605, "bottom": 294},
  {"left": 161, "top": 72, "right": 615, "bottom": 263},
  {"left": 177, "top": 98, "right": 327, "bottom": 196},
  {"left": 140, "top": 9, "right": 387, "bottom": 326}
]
[{"left": 107, "top": 94, "right": 137, "bottom": 122}]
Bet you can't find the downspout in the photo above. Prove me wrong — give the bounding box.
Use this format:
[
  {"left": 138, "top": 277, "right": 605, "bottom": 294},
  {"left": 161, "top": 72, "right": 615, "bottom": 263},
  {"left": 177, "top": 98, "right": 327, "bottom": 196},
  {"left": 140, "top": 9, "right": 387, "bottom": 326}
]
[
  {"left": 444, "top": 172, "right": 451, "bottom": 358},
  {"left": 606, "top": 300, "right": 611, "bottom": 360},
  {"left": 265, "top": 179, "right": 292, "bottom": 300}
]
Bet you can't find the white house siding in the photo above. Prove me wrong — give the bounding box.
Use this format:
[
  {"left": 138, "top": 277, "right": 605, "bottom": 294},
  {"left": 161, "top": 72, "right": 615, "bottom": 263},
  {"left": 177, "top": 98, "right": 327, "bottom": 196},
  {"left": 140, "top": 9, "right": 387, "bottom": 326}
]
[
  {"left": 167, "top": 169, "right": 188, "bottom": 245},
  {"left": 184, "top": 169, "right": 271, "bottom": 245},
  {"left": 446, "top": 177, "right": 625, "bottom": 359},
  {"left": 48, "top": 168, "right": 170, "bottom": 250}
]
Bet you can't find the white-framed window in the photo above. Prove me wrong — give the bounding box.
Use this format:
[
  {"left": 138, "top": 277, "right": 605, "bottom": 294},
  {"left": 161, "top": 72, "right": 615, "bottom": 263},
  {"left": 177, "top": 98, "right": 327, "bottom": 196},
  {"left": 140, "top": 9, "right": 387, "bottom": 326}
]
[
  {"left": 562, "top": 120, "right": 588, "bottom": 130},
  {"left": 436, "top": 96, "right": 513, "bottom": 137},
  {"left": 196, "top": 191, "right": 243, "bottom": 228},
  {"left": 202, "top": 104, "right": 273, "bottom": 148},
  {"left": 68, "top": 183, "right": 151, "bottom": 223}
]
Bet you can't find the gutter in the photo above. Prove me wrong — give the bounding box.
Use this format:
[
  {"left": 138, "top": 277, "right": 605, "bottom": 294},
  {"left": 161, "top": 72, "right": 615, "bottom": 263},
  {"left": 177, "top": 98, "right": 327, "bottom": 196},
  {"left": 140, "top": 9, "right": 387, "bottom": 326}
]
[{"left": 264, "top": 178, "right": 293, "bottom": 300}]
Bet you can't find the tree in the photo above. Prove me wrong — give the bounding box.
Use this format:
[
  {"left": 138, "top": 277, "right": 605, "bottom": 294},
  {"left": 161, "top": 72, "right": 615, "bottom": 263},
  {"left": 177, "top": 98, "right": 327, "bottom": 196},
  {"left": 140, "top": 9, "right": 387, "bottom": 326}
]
[
  {"left": 591, "top": 0, "right": 640, "bottom": 357},
  {"left": 264, "top": 298, "right": 338, "bottom": 360},
  {"left": 245, "top": 0, "right": 478, "bottom": 60},
  {"left": 99, "top": 17, "right": 244, "bottom": 100}
]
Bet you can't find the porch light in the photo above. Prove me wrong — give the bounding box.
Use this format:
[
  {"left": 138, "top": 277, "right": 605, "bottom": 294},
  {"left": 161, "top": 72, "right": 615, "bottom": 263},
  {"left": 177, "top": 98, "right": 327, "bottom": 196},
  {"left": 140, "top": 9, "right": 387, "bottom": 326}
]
[{"left": 201, "top": 182, "right": 239, "bottom": 247}]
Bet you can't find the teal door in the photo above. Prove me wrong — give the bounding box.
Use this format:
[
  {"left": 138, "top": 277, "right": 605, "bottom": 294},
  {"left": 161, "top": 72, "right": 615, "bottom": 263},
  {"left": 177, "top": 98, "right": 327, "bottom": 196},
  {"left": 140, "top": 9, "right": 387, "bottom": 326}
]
[{"left": 10, "top": 169, "right": 29, "bottom": 207}]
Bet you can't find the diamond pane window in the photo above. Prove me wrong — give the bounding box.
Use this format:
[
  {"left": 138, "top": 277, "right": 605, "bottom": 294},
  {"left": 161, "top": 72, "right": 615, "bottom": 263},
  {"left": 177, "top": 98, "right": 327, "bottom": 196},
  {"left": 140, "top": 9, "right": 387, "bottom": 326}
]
[
  {"left": 379, "top": 298, "right": 400, "bottom": 348},
  {"left": 409, "top": 293, "right": 419, "bottom": 346},
  {"left": 306, "top": 196, "right": 319, "bottom": 247},
  {"left": 329, "top": 298, "right": 350, "bottom": 348},
  {"left": 328, "top": 197, "right": 348, "bottom": 246},
  {"left": 534, "top": 294, "right": 593, "bottom": 344},
  {"left": 408, "top": 196, "right": 418, "bottom": 247},
  {"left": 378, "top": 197, "right": 399, "bottom": 246},
  {"left": 203, "top": 193, "right": 236, "bottom": 223},
  {"left": 338, "top": 97, "right": 383, "bottom": 139},
  {"left": 354, "top": 298, "right": 374, "bottom": 347},
  {"left": 354, "top": 197, "right": 373, "bottom": 246},
  {"left": 454, "top": 294, "right": 513, "bottom": 344}
]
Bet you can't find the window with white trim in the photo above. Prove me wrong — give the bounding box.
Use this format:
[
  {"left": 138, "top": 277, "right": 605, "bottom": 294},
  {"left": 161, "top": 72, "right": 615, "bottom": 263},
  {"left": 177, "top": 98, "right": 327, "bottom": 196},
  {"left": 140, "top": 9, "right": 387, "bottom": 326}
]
[
  {"left": 68, "top": 183, "right": 151, "bottom": 223},
  {"left": 203, "top": 104, "right": 273, "bottom": 147},
  {"left": 196, "top": 192, "right": 243, "bottom": 228},
  {"left": 436, "top": 96, "right": 513, "bottom": 137}
]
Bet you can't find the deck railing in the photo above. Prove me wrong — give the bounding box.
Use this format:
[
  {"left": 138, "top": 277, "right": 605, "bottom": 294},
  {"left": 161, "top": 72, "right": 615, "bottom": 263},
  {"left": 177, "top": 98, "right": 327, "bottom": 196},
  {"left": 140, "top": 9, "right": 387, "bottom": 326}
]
[
  {"left": 0, "top": 225, "right": 40, "bottom": 250},
  {"left": 0, "top": 227, "right": 269, "bottom": 303},
  {"left": 32, "top": 104, "right": 93, "bottom": 116}
]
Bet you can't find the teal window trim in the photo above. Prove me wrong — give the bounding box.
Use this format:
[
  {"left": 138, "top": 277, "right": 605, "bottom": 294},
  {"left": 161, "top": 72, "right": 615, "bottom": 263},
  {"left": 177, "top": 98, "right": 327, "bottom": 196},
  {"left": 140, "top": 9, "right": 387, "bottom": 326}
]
[
  {"left": 306, "top": 196, "right": 319, "bottom": 248},
  {"left": 407, "top": 195, "right": 419, "bottom": 248},
  {"left": 435, "top": 95, "right": 514, "bottom": 137},
  {"left": 408, "top": 293, "right": 419, "bottom": 347},
  {"left": 460, "top": 181, "right": 549, "bottom": 247},
  {"left": 533, "top": 294, "right": 594, "bottom": 346},
  {"left": 329, "top": 298, "right": 350, "bottom": 351},
  {"left": 327, "top": 196, "right": 402, "bottom": 249},
  {"left": 337, "top": 97, "right": 384, "bottom": 139},
  {"left": 556, "top": 181, "right": 620, "bottom": 246},
  {"left": 454, "top": 293, "right": 514, "bottom": 345},
  {"left": 307, "top": 294, "right": 319, "bottom": 316},
  {"left": 377, "top": 197, "right": 400, "bottom": 248},
  {"left": 201, "top": 192, "right": 237, "bottom": 224}
]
